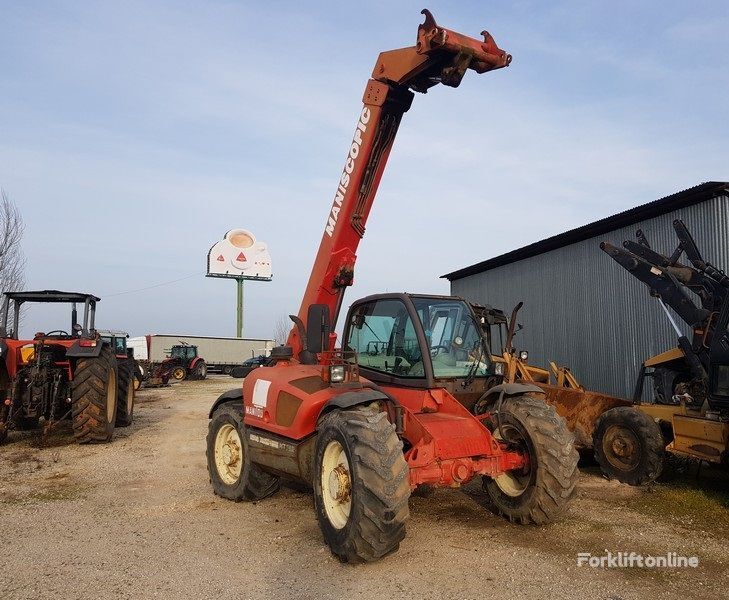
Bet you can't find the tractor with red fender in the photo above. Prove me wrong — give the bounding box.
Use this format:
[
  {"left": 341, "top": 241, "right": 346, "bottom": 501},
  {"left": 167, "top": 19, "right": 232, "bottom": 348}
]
[
  {"left": 0, "top": 291, "right": 119, "bottom": 444},
  {"left": 206, "top": 10, "right": 578, "bottom": 563}
]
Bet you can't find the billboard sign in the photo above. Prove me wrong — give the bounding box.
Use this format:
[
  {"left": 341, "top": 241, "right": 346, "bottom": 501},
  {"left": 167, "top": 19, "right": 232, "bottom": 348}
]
[{"left": 207, "top": 229, "right": 272, "bottom": 280}]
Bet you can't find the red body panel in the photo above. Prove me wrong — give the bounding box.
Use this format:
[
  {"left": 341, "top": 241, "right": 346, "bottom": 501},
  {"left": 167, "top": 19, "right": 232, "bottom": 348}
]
[
  {"left": 4, "top": 338, "right": 77, "bottom": 380},
  {"left": 243, "top": 364, "right": 526, "bottom": 487}
]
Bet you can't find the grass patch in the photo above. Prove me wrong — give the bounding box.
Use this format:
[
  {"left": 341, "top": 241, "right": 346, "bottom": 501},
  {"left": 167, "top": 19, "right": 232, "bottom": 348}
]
[
  {"left": 2, "top": 483, "right": 88, "bottom": 505},
  {"left": 632, "top": 472, "right": 729, "bottom": 538}
]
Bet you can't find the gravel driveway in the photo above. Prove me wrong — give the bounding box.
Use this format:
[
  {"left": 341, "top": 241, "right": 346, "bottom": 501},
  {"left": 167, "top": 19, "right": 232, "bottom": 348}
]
[{"left": 1, "top": 377, "right": 727, "bottom": 600}]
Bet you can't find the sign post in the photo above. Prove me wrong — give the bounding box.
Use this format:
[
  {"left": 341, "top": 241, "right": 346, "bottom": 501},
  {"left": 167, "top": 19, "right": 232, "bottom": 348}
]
[{"left": 206, "top": 229, "right": 272, "bottom": 338}]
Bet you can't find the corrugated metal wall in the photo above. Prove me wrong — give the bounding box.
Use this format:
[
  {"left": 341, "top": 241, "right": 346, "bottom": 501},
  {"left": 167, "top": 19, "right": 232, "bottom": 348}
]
[{"left": 451, "top": 194, "right": 729, "bottom": 398}]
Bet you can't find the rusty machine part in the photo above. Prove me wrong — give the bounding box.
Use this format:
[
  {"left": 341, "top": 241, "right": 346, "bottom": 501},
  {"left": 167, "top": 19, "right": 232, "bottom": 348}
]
[
  {"left": 601, "top": 219, "right": 729, "bottom": 466},
  {"left": 472, "top": 301, "right": 633, "bottom": 449},
  {"left": 206, "top": 10, "right": 579, "bottom": 564}
]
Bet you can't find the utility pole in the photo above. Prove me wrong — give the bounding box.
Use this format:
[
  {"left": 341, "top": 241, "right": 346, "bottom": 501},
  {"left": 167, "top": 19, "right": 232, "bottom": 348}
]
[{"left": 236, "top": 277, "right": 244, "bottom": 337}]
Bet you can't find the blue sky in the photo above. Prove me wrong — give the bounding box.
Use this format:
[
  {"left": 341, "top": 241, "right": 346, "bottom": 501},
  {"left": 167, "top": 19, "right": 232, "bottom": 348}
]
[{"left": 1, "top": 1, "right": 727, "bottom": 338}]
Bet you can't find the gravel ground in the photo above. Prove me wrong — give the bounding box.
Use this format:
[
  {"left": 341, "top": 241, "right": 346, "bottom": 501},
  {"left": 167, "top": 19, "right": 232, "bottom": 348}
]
[{"left": 1, "top": 376, "right": 727, "bottom": 600}]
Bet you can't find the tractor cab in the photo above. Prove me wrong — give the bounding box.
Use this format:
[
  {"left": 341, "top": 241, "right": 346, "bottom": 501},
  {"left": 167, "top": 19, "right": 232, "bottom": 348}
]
[
  {"left": 170, "top": 344, "right": 198, "bottom": 362},
  {"left": 98, "top": 330, "right": 130, "bottom": 359}
]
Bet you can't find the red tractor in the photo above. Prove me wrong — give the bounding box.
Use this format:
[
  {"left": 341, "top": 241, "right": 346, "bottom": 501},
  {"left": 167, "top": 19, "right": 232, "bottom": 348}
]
[
  {"left": 150, "top": 343, "right": 207, "bottom": 384},
  {"left": 0, "top": 291, "right": 121, "bottom": 444},
  {"left": 206, "top": 10, "right": 578, "bottom": 563}
]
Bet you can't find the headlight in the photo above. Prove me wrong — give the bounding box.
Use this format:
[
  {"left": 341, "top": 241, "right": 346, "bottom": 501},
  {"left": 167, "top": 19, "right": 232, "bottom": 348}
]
[
  {"left": 519, "top": 350, "right": 529, "bottom": 361},
  {"left": 329, "top": 365, "right": 345, "bottom": 383},
  {"left": 494, "top": 362, "right": 504, "bottom": 376}
]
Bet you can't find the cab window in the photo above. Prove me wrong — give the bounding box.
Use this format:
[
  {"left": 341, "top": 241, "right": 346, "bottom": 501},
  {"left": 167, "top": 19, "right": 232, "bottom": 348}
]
[{"left": 344, "top": 299, "right": 422, "bottom": 377}]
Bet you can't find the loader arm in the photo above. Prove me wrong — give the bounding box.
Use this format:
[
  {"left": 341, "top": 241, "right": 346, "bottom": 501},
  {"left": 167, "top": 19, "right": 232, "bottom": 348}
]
[{"left": 286, "top": 9, "right": 511, "bottom": 360}]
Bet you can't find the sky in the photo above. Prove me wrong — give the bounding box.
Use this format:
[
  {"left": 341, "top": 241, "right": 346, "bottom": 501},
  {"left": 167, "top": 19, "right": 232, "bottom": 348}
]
[{"left": 1, "top": 0, "right": 727, "bottom": 339}]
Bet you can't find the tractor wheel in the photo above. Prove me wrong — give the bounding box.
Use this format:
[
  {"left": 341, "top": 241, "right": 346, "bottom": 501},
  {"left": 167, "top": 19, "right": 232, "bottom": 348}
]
[
  {"left": 71, "top": 345, "right": 118, "bottom": 444},
  {"left": 483, "top": 396, "right": 579, "bottom": 525},
  {"left": 193, "top": 360, "right": 207, "bottom": 380},
  {"left": 206, "top": 402, "right": 279, "bottom": 501},
  {"left": 116, "top": 361, "right": 135, "bottom": 427},
  {"left": 172, "top": 366, "right": 187, "bottom": 381},
  {"left": 313, "top": 407, "right": 410, "bottom": 563},
  {"left": 593, "top": 406, "right": 665, "bottom": 485}
]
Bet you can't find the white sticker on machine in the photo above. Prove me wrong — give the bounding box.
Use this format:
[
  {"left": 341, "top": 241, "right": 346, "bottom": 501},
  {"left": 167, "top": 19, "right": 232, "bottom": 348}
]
[{"left": 252, "top": 379, "right": 272, "bottom": 408}]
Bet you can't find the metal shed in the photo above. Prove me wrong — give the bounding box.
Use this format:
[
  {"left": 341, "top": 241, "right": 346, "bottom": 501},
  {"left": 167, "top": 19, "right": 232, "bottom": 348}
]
[{"left": 444, "top": 182, "right": 729, "bottom": 398}]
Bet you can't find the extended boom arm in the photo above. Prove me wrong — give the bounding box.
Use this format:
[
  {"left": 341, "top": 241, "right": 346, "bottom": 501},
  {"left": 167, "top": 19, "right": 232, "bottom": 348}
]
[{"left": 287, "top": 9, "right": 511, "bottom": 360}]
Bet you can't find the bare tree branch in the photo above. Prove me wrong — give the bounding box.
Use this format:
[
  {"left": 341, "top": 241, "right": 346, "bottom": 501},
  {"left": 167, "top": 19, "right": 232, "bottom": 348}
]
[
  {"left": 273, "top": 314, "right": 291, "bottom": 346},
  {"left": 0, "top": 189, "right": 25, "bottom": 296}
]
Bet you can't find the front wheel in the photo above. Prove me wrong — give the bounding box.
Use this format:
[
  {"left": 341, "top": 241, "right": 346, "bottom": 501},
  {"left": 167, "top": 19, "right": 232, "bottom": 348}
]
[
  {"left": 483, "top": 396, "right": 579, "bottom": 525},
  {"left": 593, "top": 406, "right": 665, "bottom": 485},
  {"left": 206, "top": 403, "right": 279, "bottom": 501},
  {"left": 313, "top": 407, "right": 410, "bottom": 563},
  {"left": 171, "top": 366, "right": 187, "bottom": 381}
]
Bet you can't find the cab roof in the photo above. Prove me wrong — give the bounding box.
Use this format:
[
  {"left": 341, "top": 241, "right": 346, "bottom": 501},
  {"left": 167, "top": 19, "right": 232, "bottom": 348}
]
[{"left": 3, "top": 290, "right": 101, "bottom": 303}]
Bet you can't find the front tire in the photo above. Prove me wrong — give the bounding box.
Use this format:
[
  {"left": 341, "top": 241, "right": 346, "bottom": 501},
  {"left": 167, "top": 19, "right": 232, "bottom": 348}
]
[
  {"left": 71, "top": 345, "right": 118, "bottom": 444},
  {"left": 593, "top": 406, "right": 664, "bottom": 485},
  {"left": 206, "top": 403, "right": 279, "bottom": 501},
  {"left": 172, "top": 366, "right": 187, "bottom": 381},
  {"left": 313, "top": 407, "right": 410, "bottom": 563},
  {"left": 483, "top": 396, "right": 579, "bottom": 525},
  {"left": 116, "top": 360, "right": 135, "bottom": 427}
]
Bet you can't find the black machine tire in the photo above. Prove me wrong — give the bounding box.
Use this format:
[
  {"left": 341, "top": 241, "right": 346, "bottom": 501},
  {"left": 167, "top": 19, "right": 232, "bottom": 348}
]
[
  {"left": 593, "top": 406, "right": 665, "bottom": 485},
  {"left": 230, "top": 365, "right": 249, "bottom": 379},
  {"left": 71, "top": 345, "right": 118, "bottom": 444},
  {"left": 116, "top": 360, "right": 135, "bottom": 427},
  {"left": 222, "top": 365, "right": 232, "bottom": 375},
  {"left": 206, "top": 402, "right": 279, "bottom": 501},
  {"left": 192, "top": 360, "right": 207, "bottom": 380},
  {"left": 313, "top": 407, "right": 410, "bottom": 563},
  {"left": 483, "top": 396, "right": 579, "bottom": 525}
]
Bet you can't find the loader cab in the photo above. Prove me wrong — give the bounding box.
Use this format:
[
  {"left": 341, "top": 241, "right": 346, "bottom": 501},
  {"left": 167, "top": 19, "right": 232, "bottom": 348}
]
[{"left": 343, "top": 293, "right": 495, "bottom": 389}]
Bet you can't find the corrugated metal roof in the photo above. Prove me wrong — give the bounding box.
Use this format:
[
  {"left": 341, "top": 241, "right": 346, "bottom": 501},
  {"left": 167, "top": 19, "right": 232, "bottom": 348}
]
[{"left": 443, "top": 181, "right": 729, "bottom": 281}]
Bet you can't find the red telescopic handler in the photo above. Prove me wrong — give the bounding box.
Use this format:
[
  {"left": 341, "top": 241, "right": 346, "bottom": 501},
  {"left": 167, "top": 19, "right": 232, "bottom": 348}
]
[{"left": 206, "top": 10, "right": 579, "bottom": 563}]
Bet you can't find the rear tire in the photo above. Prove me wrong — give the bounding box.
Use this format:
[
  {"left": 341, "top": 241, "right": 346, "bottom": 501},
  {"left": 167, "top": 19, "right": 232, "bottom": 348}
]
[
  {"left": 116, "top": 361, "right": 135, "bottom": 427},
  {"left": 71, "top": 346, "right": 118, "bottom": 444},
  {"left": 193, "top": 360, "right": 207, "bottom": 380},
  {"left": 313, "top": 407, "right": 410, "bottom": 563},
  {"left": 593, "top": 406, "right": 664, "bottom": 485},
  {"left": 206, "top": 403, "right": 279, "bottom": 501},
  {"left": 483, "top": 396, "right": 579, "bottom": 525}
]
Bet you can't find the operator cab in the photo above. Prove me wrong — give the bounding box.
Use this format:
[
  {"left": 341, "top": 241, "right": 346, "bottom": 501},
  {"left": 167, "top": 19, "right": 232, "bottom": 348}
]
[
  {"left": 170, "top": 344, "right": 198, "bottom": 360},
  {"left": 343, "top": 294, "right": 497, "bottom": 396},
  {"left": 98, "top": 330, "right": 129, "bottom": 358}
]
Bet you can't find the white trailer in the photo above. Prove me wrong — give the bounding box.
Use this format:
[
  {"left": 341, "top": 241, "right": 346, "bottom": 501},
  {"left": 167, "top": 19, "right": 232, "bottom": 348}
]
[{"left": 128, "top": 334, "right": 275, "bottom": 373}]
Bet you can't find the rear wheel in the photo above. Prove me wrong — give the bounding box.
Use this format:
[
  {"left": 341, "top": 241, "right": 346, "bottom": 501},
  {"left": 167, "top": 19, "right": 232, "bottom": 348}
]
[
  {"left": 192, "top": 360, "right": 207, "bottom": 380},
  {"left": 116, "top": 361, "right": 135, "bottom": 427},
  {"left": 483, "top": 396, "right": 579, "bottom": 525},
  {"left": 71, "top": 346, "right": 118, "bottom": 444},
  {"left": 313, "top": 407, "right": 410, "bottom": 563},
  {"left": 206, "top": 403, "right": 279, "bottom": 501},
  {"left": 593, "top": 406, "right": 664, "bottom": 485}
]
